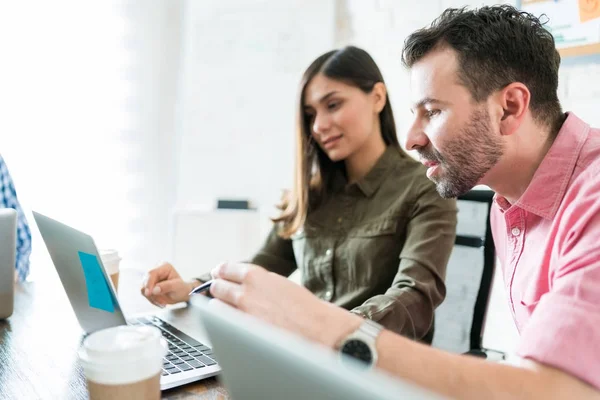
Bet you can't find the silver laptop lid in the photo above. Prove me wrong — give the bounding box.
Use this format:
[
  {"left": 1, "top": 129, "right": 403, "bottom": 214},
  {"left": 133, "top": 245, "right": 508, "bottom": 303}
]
[
  {"left": 33, "top": 211, "right": 126, "bottom": 333},
  {"left": 0, "top": 208, "right": 17, "bottom": 319},
  {"left": 195, "top": 298, "right": 444, "bottom": 400}
]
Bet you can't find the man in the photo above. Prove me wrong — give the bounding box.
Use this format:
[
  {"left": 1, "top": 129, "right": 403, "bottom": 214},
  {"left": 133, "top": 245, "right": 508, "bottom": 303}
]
[
  {"left": 0, "top": 154, "right": 32, "bottom": 282},
  {"left": 188, "top": 6, "right": 600, "bottom": 399}
]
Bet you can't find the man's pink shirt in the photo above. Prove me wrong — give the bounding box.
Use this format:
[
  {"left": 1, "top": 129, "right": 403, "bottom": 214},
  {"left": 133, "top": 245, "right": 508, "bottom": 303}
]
[{"left": 491, "top": 113, "right": 600, "bottom": 389}]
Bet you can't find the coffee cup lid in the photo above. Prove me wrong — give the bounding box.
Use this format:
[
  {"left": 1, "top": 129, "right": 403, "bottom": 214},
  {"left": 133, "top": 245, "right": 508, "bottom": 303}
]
[
  {"left": 99, "top": 249, "right": 121, "bottom": 264},
  {"left": 79, "top": 325, "right": 166, "bottom": 385}
]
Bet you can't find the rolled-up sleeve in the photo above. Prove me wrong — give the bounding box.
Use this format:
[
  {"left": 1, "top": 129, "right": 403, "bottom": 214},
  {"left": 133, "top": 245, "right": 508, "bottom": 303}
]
[
  {"left": 517, "top": 177, "right": 600, "bottom": 390},
  {"left": 351, "top": 183, "right": 457, "bottom": 339}
]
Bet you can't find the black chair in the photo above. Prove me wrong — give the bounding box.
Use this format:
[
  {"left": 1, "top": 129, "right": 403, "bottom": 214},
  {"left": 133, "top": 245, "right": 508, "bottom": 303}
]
[{"left": 432, "top": 189, "right": 504, "bottom": 359}]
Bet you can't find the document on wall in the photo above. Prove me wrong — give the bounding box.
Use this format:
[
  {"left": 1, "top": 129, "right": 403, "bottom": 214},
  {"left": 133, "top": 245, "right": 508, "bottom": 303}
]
[{"left": 522, "top": 0, "right": 600, "bottom": 55}]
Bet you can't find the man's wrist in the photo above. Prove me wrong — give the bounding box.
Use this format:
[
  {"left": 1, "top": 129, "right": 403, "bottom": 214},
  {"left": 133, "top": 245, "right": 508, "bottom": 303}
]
[{"left": 317, "top": 301, "right": 363, "bottom": 349}]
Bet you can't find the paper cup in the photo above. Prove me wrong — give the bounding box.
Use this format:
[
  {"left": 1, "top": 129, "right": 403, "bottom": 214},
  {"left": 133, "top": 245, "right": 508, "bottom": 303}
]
[
  {"left": 100, "top": 249, "right": 121, "bottom": 291},
  {"left": 79, "top": 325, "right": 167, "bottom": 400}
]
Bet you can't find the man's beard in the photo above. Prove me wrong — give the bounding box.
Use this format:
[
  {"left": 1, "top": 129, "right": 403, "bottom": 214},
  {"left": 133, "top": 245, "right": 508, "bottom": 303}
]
[{"left": 418, "top": 108, "right": 503, "bottom": 198}]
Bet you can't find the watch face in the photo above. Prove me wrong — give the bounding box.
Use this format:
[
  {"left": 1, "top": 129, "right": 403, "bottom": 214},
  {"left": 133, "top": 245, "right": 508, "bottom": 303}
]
[{"left": 341, "top": 339, "right": 373, "bottom": 365}]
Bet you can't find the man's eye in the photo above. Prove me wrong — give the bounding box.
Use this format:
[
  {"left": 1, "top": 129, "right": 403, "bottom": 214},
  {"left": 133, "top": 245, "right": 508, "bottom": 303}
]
[{"left": 425, "top": 109, "right": 440, "bottom": 118}]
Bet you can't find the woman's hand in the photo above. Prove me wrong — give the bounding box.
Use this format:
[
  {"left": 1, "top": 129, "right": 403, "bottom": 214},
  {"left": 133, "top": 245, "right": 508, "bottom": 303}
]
[{"left": 141, "top": 262, "right": 200, "bottom": 307}]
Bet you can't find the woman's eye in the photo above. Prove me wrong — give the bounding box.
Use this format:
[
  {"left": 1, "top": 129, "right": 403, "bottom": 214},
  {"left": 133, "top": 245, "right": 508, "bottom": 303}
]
[{"left": 327, "top": 102, "right": 340, "bottom": 111}]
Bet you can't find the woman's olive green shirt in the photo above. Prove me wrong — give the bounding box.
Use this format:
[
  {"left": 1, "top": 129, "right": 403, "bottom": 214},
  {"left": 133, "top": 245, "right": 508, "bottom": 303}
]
[{"left": 252, "top": 147, "right": 457, "bottom": 340}]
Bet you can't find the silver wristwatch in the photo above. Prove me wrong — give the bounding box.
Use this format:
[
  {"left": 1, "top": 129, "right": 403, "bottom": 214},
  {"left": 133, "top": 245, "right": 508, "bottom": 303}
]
[{"left": 338, "top": 319, "right": 384, "bottom": 368}]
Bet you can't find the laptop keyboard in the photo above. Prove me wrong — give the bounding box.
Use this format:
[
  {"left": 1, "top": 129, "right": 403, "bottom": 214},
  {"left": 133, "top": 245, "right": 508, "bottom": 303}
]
[{"left": 130, "top": 316, "right": 218, "bottom": 377}]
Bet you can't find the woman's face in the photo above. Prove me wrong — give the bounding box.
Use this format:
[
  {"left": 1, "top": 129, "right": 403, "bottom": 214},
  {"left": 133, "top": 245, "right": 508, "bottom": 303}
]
[{"left": 303, "top": 74, "right": 384, "bottom": 162}]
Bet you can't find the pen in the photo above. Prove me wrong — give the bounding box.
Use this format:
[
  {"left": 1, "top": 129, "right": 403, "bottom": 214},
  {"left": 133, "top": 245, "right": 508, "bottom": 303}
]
[{"left": 188, "top": 280, "right": 213, "bottom": 296}]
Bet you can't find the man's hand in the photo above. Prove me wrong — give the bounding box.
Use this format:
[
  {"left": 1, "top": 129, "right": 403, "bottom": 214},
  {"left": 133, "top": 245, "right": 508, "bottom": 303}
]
[
  {"left": 209, "top": 262, "right": 362, "bottom": 348},
  {"left": 141, "top": 262, "right": 199, "bottom": 307}
]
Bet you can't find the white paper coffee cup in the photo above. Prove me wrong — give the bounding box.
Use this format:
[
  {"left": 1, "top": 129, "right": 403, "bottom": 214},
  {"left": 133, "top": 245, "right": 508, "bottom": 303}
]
[
  {"left": 99, "top": 249, "right": 121, "bottom": 291},
  {"left": 79, "top": 325, "right": 167, "bottom": 400},
  {"left": 99, "top": 249, "right": 121, "bottom": 275}
]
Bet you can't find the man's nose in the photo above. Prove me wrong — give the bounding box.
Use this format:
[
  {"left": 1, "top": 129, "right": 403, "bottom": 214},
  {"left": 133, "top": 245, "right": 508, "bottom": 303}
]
[{"left": 405, "top": 119, "right": 430, "bottom": 151}]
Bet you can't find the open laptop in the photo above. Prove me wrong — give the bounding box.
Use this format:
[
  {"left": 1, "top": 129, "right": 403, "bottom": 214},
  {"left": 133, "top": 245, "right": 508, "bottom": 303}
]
[
  {"left": 0, "top": 208, "right": 17, "bottom": 319},
  {"left": 32, "top": 211, "right": 220, "bottom": 390},
  {"left": 194, "top": 297, "right": 445, "bottom": 400}
]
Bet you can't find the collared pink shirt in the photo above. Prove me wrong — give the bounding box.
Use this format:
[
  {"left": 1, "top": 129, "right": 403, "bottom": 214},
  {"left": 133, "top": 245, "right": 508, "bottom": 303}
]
[{"left": 491, "top": 113, "right": 600, "bottom": 389}]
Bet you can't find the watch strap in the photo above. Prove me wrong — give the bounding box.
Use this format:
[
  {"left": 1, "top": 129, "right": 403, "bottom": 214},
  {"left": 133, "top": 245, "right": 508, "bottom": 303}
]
[{"left": 358, "top": 319, "right": 384, "bottom": 339}]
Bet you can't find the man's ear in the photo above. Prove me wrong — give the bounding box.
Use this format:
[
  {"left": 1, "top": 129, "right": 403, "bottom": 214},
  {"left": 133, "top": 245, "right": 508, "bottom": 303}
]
[
  {"left": 497, "top": 82, "right": 530, "bottom": 136},
  {"left": 372, "top": 82, "right": 387, "bottom": 113}
]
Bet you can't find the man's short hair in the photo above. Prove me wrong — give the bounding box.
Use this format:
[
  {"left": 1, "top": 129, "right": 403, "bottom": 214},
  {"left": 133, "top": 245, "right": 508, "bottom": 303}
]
[{"left": 402, "top": 5, "right": 562, "bottom": 129}]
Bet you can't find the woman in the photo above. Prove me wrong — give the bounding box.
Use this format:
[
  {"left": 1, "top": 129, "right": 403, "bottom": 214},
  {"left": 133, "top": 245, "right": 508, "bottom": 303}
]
[{"left": 142, "top": 46, "right": 456, "bottom": 342}]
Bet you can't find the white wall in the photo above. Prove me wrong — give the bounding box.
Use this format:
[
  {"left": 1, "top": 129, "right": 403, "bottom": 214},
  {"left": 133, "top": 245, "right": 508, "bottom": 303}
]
[{"left": 174, "top": 0, "right": 337, "bottom": 213}]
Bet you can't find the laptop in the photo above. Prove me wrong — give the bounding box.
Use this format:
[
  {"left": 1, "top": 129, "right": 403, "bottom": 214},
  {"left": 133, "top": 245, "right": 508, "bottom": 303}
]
[
  {"left": 194, "top": 297, "right": 445, "bottom": 400},
  {"left": 32, "top": 211, "right": 221, "bottom": 390},
  {"left": 0, "top": 208, "right": 17, "bottom": 319}
]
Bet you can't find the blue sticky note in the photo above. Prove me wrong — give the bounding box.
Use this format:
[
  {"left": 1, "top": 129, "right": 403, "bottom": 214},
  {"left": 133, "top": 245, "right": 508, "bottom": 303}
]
[{"left": 78, "top": 251, "right": 115, "bottom": 313}]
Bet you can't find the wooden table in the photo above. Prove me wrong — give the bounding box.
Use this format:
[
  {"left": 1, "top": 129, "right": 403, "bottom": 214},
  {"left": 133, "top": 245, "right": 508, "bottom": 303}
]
[{"left": 0, "top": 268, "right": 229, "bottom": 399}]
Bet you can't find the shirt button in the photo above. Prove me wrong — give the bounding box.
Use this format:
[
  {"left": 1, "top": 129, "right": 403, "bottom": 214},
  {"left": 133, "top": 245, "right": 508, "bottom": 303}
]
[
  {"left": 511, "top": 227, "right": 521, "bottom": 237},
  {"left": 325, "top": 248, "right": 332, "bottom": 256},
  {"left": 325, "top": 290, "right": 332, "bottom": 300},
  {"left": 337, "top": 217, "right": 343, "bottom": 223}
]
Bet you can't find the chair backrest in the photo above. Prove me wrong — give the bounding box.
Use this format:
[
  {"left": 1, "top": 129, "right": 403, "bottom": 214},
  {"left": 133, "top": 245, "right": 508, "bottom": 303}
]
[{"left": 432, "top": 189, "right": 495, "bottom": 354}]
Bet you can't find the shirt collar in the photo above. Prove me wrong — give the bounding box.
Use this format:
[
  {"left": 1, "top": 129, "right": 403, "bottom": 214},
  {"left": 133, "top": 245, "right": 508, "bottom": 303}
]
[
  {"left": 494, "top": 112, "right": 589, "bottom": 219},
  {"left": 332, "top": 146, "right": 405, "bottom": 197}
]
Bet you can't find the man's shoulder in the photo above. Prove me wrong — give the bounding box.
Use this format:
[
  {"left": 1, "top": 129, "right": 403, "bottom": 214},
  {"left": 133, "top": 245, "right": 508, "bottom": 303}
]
[
  {"left": 574, "top": 124, "right": 600, "bottom": 174},
  {"left": 553, "top": 133, "right": 600, "bottom": 249}
]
